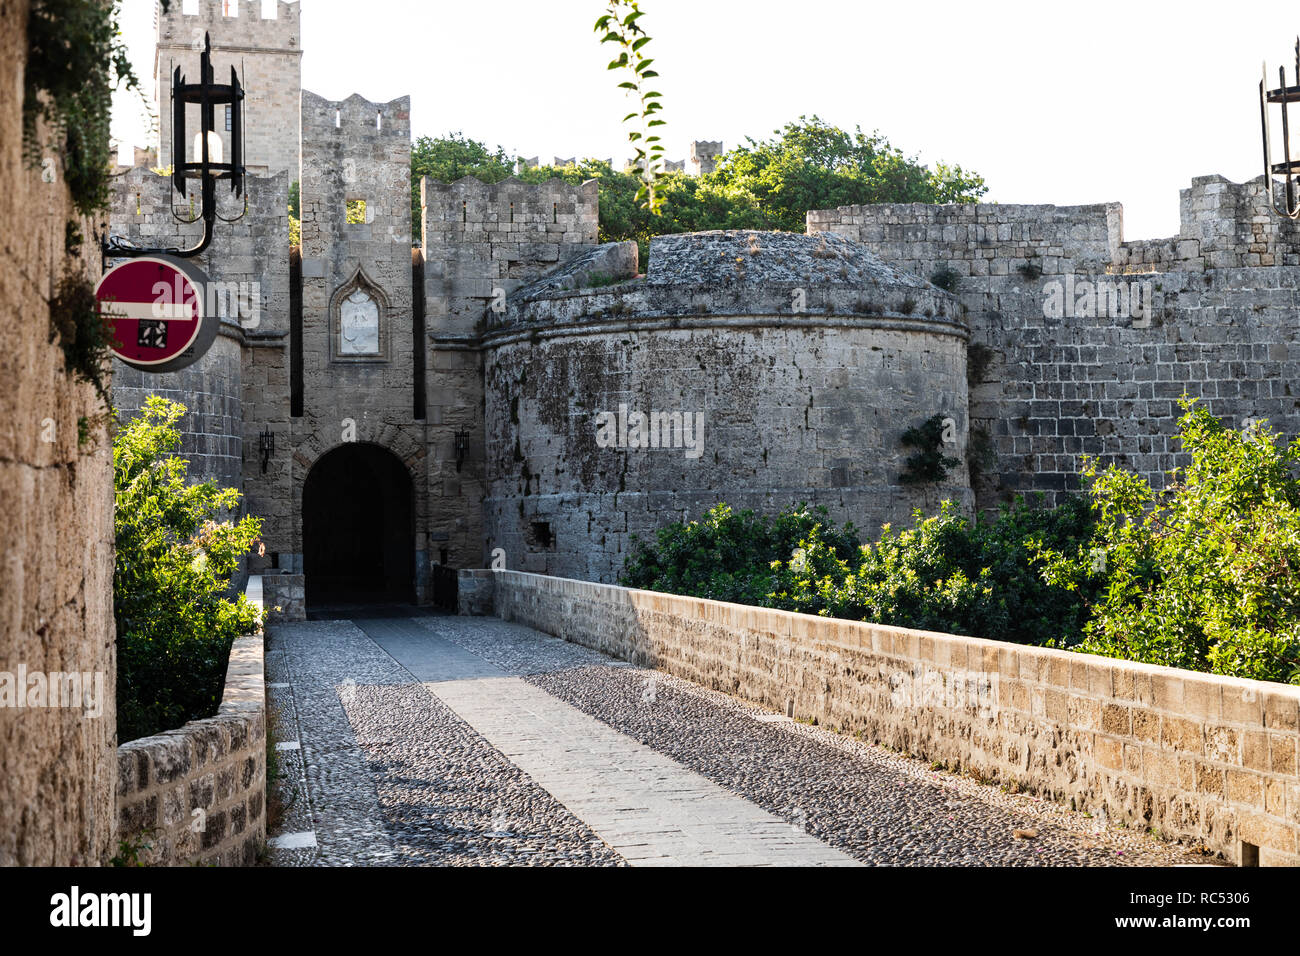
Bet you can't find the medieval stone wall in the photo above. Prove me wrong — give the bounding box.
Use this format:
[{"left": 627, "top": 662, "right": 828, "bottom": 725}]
[
  {"left": 292, "top": 90, "right": 431, "bottom": 592},
  {"left": 419, "top": 175, "right": 601, "bottom": 570},
  {"left": 483, "top": 231, "right": 970, "bottom": 581},
  {"left": 115, "top": 630, "right": 266, "bottom": 866},
  {"left": 108, "top": 167, "right": 290, "bottom": 497},
  {"left": 810, "top": 176, "right": 1300, "bottom": 509},
  {"left": 0, "top": 0, "right": 117, "bottom": 865}
]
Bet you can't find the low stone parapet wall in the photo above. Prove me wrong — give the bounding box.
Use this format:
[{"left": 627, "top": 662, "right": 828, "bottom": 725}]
[
  {"left": 263, "top": 572, "right": 305, "bottom": 622},
  {"left": 115, "top": 621, "right": 266, "bottom": 865},
  {"left": 491, "top": 570, "right": 1300, "bottom": 866},
  {"left": 457, "top": 568, "right": 495, "bottom": 615}
]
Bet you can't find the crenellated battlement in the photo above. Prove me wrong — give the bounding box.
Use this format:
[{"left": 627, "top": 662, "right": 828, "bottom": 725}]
[
  {"left": 808, "top": 174, "right": 1300, "bottom": 279},
  {"left": 300, "top": 90, "right": 411, "bottom": 138},
  {"left": 157, "top": 0, "right": 301, "bottom": 50},
  {"left": 154, "top": 0, "right": 301, "bottom": 179}
]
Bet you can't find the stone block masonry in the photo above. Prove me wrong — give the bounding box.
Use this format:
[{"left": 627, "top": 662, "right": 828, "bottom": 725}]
[
  {"left": 492, "top": 570, "right": 1300, "bottom": 866},
  {"left": 1, "top": 0, "right": 117, "bottom": 866},
  {"left": 115, "top": 631, "right": 267, "bottom": 866},
  {"left": 812, "top": 175, "right": 1300, "bottom": 510}
]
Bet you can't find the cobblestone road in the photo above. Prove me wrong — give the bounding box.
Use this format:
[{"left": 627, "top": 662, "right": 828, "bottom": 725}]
[{"left": 265, "top": 613, "right": 1218, "bottom": 867}]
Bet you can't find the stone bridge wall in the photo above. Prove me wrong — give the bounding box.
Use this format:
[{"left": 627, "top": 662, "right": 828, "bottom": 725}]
[
  {"left": 490, "top": 570, "right": 1300, "bottom": 866},
  {"left": 115, "top": 631, "right": 266, "bottom": 866}
]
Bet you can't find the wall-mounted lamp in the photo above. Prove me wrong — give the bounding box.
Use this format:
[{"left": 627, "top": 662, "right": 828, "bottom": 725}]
[
  {"left": 1260, "top": 38, "right": 1300, "bottom": 219},
  {"left": 454, "top": 428, "right": 469, "bottom": 471},
  {"left": 259, "top": 427, "right": 274, "bottom": 474}
]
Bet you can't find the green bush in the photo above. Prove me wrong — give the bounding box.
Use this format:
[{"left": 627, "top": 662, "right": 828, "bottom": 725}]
[
  {"left": 114, "top": 396, "right": 264, "bottom": 742},
  {"left": 768, "top": 495, "right": 1097, "bottom": 645},
  {"left": 1034, "top": 399, "right": 1300, "bottom": 684},
  {"left": 620, "top": 503, "right": 860, "bottom": 607},
  {"left": 621, "top": 496, "right": 1096, "bottom": 647}
]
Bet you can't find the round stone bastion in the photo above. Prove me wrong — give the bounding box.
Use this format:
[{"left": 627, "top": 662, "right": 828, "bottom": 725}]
[{"left": 482, "top": 229, "right": 971, "bottom": 583}]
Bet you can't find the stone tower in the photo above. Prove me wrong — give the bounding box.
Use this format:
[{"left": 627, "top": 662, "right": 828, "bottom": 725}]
[
  {"left": 689, "top": 140, "right": 723, "bottom": 176},
  {"left": 155, "top": 0, "right": 302, "bottom": 179}
]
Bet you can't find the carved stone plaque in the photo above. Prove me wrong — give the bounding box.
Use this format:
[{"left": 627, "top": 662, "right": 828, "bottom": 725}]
[{"left": 339, "top": 288, "right": 379, "bottom": 355}]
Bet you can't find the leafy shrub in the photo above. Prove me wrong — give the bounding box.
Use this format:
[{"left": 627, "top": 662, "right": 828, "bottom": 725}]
[
  {"left": 929, "top": 265, "right": 960, "bottom": 292},
  {"left": 115, "top": 397, "right": 264, "bottom": 742},
  {"left": 899, "top": 414, "right": 961, "bottom": 484},
  {"left": 768, "top": 496, "right": 1097, "bottom": 645},
  {"left": 620, "top": 503, "right": 859, "bottom": 606},
  {"left": 1034, "top": 399, "right": 1300, "bottom": 684},
  {"left": 622, "top": 496, "right": 1096, "bottom": 647}
]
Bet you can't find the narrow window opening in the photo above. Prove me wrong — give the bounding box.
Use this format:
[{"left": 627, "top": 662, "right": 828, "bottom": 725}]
[
  {"left": 135, "top": 191, "right": 141, "bottom": 215},
  {"left": 552, "top": 202, "right": 557, "bottom": 223},
  {"left": 439, "top": 547, "right": 449, "bottom": 566},
  {"left": 334, "top": 109, "right": 340, "bottom": 128},
  {"left": 345, "top": 198, "right": 367, "bottom": 224},
  {"left": 376, "top": 111, "right": 382, "bottom": 131},
  {"left": 1241, "top": 842, "right": 1260, "bottom": 867},
  {"left": 462, "top": 200, "right": 467, "bottom": 223},
  {"left": 509, "top": 201, "right": 514, "bottom": 223}
]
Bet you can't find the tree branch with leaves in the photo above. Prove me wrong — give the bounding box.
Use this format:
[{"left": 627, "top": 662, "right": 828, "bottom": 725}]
[{"left": 595, "top": 1, "right": 665, "bottom": 212}]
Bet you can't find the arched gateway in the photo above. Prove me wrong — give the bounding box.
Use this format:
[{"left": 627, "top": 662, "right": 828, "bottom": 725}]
[{"left": 302, "top": 443, "right": 415, "bottom": 607}]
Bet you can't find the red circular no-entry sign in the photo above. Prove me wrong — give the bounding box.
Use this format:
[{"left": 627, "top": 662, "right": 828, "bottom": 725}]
[{"left": 96, "top": 256, "right": 220, "bottom": 374}]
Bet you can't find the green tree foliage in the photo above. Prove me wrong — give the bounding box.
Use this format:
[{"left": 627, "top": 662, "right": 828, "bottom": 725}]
[
  {"left": 769, "top": 497, "right": 1097, "bottom": 646},
  {"left": 595, "top": 0, "right": 667, "bottom": 211},
  {"left": 621, "top": 497, "right": 1097, "bottom": 648},
  {"left": 288, "top": 178, "right": 300, "bottom": 247},
  {"left": 114, "top": 397, "right": 264, "bottom": 742},
  {"left": 899, "top": 414, "right": 962, "bottom": 485},
  {"left": 25, "top": 0, "right": 152, "bottom": 217},
  {"left": 409, "top": 117, "right": 986, "bottom": 253},
  {"left": 620, "top": 503, "right": 860, "bottom": 607},
  {"left": 1034, "top": 399, "right": 1300, "bottom": 684},
  {"left": 409, "top": 133, "right": 515, "bottom": 242},
  {"left": 701, "top": 116, "right": 987, "bottom": 233}
]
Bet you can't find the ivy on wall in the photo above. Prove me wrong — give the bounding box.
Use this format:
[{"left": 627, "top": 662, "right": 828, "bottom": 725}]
[
  {"left": 900, "top": 414, "right": 961, "bottom": 485},
  {"left": 24, "top": 0, "right": 154, "bottom": 217},
  {"left": 24, "top": 0, "right": 162, "bottom": 404}
]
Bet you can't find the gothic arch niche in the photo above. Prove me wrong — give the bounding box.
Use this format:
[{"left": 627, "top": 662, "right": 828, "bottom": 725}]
[
  {"left": 302, "top": 442, "right": 414, "bottom": 606},
  {"left": 329, "top": 268, "right": 389, "bottom": 361}
]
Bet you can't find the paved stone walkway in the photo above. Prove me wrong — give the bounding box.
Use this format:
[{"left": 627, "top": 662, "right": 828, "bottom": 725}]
[{"left": 265, "top": 613, "right": 1217, "bottom": 867}]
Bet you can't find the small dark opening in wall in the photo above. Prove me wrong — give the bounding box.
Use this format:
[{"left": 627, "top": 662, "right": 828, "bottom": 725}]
[
  {"left": 439, "top": 547, "right": 448, "bottom": 565},
  {"left": 529, "top": 521, "right": 555, "bottom": 551},
  {"left": 271, "top": 552, "right": 280, "bottom": 569},
  {"left": 1241, "top": 842, "right": 1260, "bottom": 867},
  {"left": 552, "top": 202, "right": 557, "bottom": 223},
  {"left": 462, "top": 200, "right": 467, "bottom": 223}
]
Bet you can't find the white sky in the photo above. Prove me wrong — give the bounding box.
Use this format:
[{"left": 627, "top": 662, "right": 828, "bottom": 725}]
[{"left": 111, "top": 0, "right": 1294, "bottom": 239}]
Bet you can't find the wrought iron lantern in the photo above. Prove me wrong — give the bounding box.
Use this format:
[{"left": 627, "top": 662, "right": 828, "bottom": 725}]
[
  {"left": 454, "top": 429, "right": 469, "bottom": 471},
  {"left": 103, "top": 33, "right": 246, "bottom": 261},
  {"left": 1260, "top": 38, "right": 1300, "bottom": 219},
  {"left": 259, "top": 427, "right": 274, "bottom": 474}
]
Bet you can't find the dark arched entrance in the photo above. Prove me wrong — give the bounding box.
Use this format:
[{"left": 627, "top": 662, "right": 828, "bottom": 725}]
[{"left": 303, "top": 443, "right": 415, "bottom": 606}]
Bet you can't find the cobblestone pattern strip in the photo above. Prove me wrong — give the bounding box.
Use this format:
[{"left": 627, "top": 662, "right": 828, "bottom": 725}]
[
  {"left": 267, "top": 619, "right": 621, "bottom": 866},
  {"left": 419, "top": 614, "right": 1217, "bottom": 867}
]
